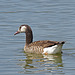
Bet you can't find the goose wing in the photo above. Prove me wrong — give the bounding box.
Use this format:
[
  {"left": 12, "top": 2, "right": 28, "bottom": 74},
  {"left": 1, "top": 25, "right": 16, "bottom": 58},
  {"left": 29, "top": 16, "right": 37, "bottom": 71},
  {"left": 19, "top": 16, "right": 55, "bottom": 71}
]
[{"left": 28, "top": 40, "right": 65, "bottom": 48}]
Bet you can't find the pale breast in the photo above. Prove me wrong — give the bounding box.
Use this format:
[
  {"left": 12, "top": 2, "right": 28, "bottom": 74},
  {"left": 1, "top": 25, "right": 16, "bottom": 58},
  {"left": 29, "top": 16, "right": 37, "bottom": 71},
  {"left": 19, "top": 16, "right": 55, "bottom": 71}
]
[{"left": 24, "top": 46, "right": 44, "bottom": 54}]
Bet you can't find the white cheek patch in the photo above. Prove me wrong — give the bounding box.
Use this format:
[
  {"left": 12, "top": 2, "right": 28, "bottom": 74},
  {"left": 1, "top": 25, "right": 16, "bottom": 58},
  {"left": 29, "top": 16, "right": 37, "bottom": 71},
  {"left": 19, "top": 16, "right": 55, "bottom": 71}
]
[{"left": 21, "top": 26, "right": 26, "bottom": 32}]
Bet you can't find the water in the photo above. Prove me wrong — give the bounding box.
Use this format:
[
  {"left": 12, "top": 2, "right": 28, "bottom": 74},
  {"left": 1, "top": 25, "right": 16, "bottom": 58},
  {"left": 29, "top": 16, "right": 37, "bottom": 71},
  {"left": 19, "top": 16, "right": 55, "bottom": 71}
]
[{"left": 0, "top": 0, "right": 75, "bottom": 75}]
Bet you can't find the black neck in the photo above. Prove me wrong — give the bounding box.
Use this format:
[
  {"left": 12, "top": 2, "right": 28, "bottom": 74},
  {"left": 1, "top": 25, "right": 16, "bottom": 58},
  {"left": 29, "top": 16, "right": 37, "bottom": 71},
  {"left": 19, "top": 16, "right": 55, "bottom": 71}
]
[{"left": 25, "top": 30, "right": 33, "bottom": 45}]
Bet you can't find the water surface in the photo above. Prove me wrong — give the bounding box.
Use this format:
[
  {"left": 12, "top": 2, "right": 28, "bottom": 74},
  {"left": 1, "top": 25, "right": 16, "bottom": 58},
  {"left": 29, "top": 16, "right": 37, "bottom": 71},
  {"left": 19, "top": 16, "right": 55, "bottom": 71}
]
[{"left": 0, "top": 0, "right": 75, "bottom": 75}]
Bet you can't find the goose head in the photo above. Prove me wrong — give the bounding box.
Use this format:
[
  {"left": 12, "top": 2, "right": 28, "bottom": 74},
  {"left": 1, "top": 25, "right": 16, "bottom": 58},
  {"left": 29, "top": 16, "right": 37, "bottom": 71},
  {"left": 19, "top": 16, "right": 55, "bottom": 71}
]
[
  {"left": 14, "top": 24, "right": 32, "bottom": 35},
  {"left": 14, "top": 24, "right": 33, "bottom": 45}
]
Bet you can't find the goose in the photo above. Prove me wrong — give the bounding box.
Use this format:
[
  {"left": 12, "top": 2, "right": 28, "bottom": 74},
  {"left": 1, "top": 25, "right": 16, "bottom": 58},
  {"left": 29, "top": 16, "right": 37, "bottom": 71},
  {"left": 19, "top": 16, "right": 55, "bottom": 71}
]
[{"left": 14, "top": 24, "right": 65, "bottom": 55}]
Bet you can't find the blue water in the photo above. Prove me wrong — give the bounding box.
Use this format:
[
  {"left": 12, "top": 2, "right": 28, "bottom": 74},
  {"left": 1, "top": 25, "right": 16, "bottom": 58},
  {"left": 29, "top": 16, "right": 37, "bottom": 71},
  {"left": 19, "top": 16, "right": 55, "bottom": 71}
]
[{"left": 0, "top": 0, "right": 75, "bottom": 75}]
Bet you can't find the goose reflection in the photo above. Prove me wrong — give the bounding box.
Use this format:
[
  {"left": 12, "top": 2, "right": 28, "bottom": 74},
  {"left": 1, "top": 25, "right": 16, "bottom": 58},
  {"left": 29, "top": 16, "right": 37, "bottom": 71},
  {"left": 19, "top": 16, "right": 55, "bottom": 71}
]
[{"left": 18, "top": 53, "right": 63, "bottom": 74}]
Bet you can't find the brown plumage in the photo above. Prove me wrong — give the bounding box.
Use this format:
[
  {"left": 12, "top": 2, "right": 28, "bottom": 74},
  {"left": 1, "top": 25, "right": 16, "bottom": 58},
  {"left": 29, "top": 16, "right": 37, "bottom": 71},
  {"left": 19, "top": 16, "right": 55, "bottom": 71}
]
[
  {"left": 28, "top": 40, "right": 65, "bottom": 47},
  {"left": 14, "top": 24, "right": 65, "bottom": 54}
]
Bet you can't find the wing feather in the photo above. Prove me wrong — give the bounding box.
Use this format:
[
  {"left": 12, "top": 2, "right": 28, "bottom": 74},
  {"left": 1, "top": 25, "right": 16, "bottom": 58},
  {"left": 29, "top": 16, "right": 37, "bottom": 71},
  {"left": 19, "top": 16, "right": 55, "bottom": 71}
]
[{"left": 28, "top": 40, "right": 61, "bottom": 48}]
